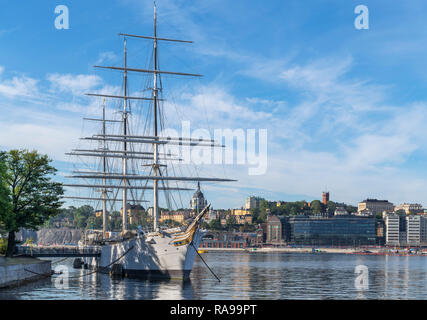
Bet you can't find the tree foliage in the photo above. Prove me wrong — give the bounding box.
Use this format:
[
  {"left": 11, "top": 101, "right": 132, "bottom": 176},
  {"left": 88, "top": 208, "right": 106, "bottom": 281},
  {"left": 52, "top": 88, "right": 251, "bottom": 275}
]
[
  {"left": 0, "top": 150, "right": 63, "bottom": 256},
  {"left": 0, "top": 153, "right": 11, "bottom": 235},
  {"left": 208, "top": 218, "right": 222, "bottom": 230},
  {"left": 74, "top": 205, "right": 94, "bottom": 229},
  {"left": 310, "top": 200, "right": 324, "bottom": 214}
]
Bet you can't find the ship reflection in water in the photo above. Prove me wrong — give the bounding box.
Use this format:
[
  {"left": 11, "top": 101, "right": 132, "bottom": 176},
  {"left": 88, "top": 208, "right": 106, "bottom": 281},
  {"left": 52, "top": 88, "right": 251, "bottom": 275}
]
[{"left": 2, "top": 252, "right": 427, "bottom": 299}]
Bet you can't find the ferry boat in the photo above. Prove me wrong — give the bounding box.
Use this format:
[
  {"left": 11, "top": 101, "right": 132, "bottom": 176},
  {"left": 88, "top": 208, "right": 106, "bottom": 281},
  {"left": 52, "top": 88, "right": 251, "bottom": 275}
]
[{"left": 64, "top": 4, "right": 235, "bottom": 281}]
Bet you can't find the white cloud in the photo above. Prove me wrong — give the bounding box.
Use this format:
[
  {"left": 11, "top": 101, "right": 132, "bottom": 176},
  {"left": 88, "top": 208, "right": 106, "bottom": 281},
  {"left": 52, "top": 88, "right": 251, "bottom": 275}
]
[
  {"left": 163, "top": 85, "right": 273, "bottom": 131},
  {"left": 0, "top": 120, "right": 80, "bottom": 161},
  {"left": 0, "top": 67, "right": 40, "bottom": 99},
  {"left": 95, "top": 51, "right": 118, "bottom": 65},
  {"left": 176, "top": 57, "right": 427, "bottom": 208},
  {"left": 47, "top": 73, "right": 103, "bottom": 95},
  {"left": 3, "top": 50, "right": 427, "bottom": 209}
]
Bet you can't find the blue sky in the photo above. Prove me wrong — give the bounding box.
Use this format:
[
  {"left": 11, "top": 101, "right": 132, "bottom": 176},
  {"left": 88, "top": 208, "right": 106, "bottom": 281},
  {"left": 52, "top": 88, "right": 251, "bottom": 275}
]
[{"left": 2, "top": 0, "right": 427, "bottom": 209}]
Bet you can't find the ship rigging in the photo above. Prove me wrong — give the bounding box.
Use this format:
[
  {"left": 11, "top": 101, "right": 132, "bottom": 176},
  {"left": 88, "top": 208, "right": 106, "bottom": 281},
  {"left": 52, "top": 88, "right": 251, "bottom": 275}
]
[{"left": 64, "top": 4, "right": 235, "bottom": 239}]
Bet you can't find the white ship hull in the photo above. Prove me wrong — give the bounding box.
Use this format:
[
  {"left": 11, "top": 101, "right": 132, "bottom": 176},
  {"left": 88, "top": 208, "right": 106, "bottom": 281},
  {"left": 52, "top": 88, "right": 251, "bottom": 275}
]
[{"left": 83, "top": 229, "right": 204, "bottom": 281}]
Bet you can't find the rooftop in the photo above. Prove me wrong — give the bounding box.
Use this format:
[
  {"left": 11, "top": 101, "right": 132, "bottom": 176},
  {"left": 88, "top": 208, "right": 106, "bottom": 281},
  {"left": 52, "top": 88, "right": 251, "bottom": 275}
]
[{"left": 362, "top": 199, "right": 392, "bottom": 203}]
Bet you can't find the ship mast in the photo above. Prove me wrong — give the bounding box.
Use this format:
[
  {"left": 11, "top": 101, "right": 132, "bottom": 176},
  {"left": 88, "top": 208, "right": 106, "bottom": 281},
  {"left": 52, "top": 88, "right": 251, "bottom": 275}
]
[
  {"left": 153, "top": 3, "right": 159, "bottom": 231},
  {"left": 64, "top": 4, "right": 237, "bottom": 235},
  {"left": 102, "top": 98, "right": 108, "bottom": 238},
  {"left": 122, "top": 38, "right": 129, "bottom": 233}
]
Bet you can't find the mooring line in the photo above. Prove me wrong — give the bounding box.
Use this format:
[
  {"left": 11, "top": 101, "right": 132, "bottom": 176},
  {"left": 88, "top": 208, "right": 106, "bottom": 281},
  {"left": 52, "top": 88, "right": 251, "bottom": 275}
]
[
  {"left": 190, "top": 242, "right": 221, "bottom": 282},
  {"left": 51, "top": 257, "right": 70, "bottom": 265},
  {"left": 23, "top": 268, "right": 51, "bottom": 278}
]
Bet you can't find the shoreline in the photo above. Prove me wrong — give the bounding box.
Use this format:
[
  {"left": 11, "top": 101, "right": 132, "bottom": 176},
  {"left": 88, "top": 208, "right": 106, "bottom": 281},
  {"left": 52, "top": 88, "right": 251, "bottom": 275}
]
[{"left": 199, "top": 247, "right": 427, "bottom": 256}]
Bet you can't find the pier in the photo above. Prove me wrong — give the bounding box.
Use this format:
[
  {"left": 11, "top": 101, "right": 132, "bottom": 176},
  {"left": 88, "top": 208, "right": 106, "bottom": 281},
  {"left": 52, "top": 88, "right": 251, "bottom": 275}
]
[{"left": 16, "top": 245, "right": 101, "bottom": 258}]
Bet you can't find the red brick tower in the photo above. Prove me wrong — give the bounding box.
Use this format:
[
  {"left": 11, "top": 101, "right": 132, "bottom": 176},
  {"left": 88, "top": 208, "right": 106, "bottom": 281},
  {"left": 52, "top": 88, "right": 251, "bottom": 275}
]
[{"left": 322, "top": 192, "right": 330, "bottom": 205}]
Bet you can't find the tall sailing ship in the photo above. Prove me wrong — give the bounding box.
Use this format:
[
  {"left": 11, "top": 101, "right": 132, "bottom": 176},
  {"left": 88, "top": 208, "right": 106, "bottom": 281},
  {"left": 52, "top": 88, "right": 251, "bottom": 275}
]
[{"left": 63, "top": 5, "right": 235, "bottom": 281}]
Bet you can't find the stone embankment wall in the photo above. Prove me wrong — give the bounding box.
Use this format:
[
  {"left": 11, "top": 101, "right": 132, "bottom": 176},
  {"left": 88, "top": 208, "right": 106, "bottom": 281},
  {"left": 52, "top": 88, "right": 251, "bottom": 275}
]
[
  {"left": 16, "top": 228, "right": 82, "bottom": 245},
  {"left": 0, "top": 257, "right": 51, "bottom": 288}
]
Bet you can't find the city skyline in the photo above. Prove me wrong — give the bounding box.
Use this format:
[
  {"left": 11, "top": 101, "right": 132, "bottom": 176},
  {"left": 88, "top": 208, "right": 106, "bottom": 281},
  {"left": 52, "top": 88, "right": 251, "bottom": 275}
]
[{"left": 2, "top": 1, "right": 427, "bottom": 208}]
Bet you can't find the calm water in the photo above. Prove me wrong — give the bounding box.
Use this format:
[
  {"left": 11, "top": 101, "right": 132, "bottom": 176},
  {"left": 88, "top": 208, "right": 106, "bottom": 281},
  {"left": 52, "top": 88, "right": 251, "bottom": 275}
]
[{"left": 1, "top": 252, "right": 427, "bottom": 300}]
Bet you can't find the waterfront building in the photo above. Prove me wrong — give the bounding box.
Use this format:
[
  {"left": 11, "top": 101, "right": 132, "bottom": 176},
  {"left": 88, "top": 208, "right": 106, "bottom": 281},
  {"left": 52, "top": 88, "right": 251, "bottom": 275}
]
[
  {"left": 159, "top": 211, "right": 188, "bottom": 225},
  {"left": 266, "top": 215, "right": 288, "bottom": 245},
  {"left": 385, "top": 214, "right": 400, "bottom": 246},
  {"left": 204, "top": 208, "right": 218, "bottom": 222},
  {"left": 420, "top": 216, "right": 427, "bottom": 245},
  {"left": 222, "top": 211, "right": 253, "bottom": 225},
  {"left": 399, "top": 217, "right": 407, "bottom": 246},
  {"left": 394, "top": 203, "right": 424, "bottom": 215},
  {"left": 384, "top": 213, "right": 424, "bottom": 246},
  {"left": 334, "top": 206, "right": 348, "bottom": 216},
  {"left": 406, "top": 215, "right": 421, "bottom": 246},
  {"left": 190, "top": 182, "right": 207, "bottom": 214},
  {"left": 199, "top": 239, "right": 246, "bottom": 249},
  {"left": 355, "top": 208, "right": 373, "bottom": 216},
  {"left": 232, "top": 209, "right": 250, "bottom": 216},
  {"left": 235, "top": 214, "right": 253, "bottom": 225},
  {"left": 199, "top": 232, "right": 248, "bottom": 249},
  {"left": 120, "top": 203, "right": 145, "bottom": 226},
  {"left": 220, "top": 217, "right": 227, "bottom": 226},
  {"left": 358, "top": 199, "right": 394, "bottom": 215},
  {"left": 245, "top": 196, "right": 263, "bottom": 210},
  {"left": 376, "top": 219, "right": 385, "bottom": 245},
  {"left": 255, "top": 224, "right": 266, "bottom": 246},
  {"left": 289, "top": 215, "right": 376, "bottom": 246}
]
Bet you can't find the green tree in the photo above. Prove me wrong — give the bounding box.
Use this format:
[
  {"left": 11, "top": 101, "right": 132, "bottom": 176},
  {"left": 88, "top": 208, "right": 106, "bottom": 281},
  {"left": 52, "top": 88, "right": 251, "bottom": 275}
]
[
  {"left": 74, "top": 205, "right": 94, "bottom": 229},
  {"left": 226, "top": 215, "right": 236, "bottom": 231},
  {"left": 0, "top": 153, "right": 11, "bottom": 237},
  {"left": 0, "top": 238, "right": 7, "bottom": 255},
  {"left": 208, "top": 218, "right": 222, "bottom": 230},
  {"left": 283, "top": 202, "right": 300, "bottom": 216},
  {"left": 242, "top": 222, "right": 255, "bottom": 232},
  {"left": 256, "top": 210, "right": 268, "bottom": 223},
  {"left": 108, "top": 210, "right": 123, "bottom": 231},
  {"left": 326, "top": 201, "right": 337, "bottom": 214},
  {"left": 310, "top": 200, "right": 324, "bottom": 215},
  {"left": 345, "top": 205, "right": 357, "bottom": 214},
  {"left": 289, "top": 206, "right": 298, "bottom": 216},
  {"left": 0, "top": 150, "right": 63, "bottom": 257},
  {"left": 259, "top": 200, "right": 270, "bottom": 213},
  {"left": 250, "top": 207, "right": 260, "bottom": 222}
]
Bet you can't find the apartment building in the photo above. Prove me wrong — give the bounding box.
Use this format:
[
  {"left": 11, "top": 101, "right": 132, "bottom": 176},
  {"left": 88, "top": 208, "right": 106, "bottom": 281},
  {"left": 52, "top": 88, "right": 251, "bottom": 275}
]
[{"left": 385, "top": 214, "right": 400, "bottom": 246}]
